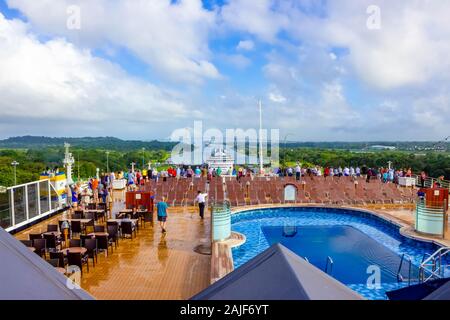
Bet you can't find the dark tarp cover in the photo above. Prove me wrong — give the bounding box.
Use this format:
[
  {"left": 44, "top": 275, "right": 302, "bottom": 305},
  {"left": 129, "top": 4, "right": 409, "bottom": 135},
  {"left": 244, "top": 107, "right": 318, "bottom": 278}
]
[
  {"left": 191, "top": 243, "right": 364, "bottom": 300},
  {"left": 424, "top": 280, "right": 450, "bottom": 300},
  {"left": 386, "top": 278, "right": 450, "bottom": 300},
  {"left": 0, "top": 227, "right": 93, "bottom": 300}
]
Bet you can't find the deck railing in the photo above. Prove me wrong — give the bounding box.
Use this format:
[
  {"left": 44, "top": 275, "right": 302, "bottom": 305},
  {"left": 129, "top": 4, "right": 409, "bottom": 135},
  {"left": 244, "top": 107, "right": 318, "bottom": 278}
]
[
  {"left": 0, "top": 179, "right": 66, "bottom": 232},
  {"left": 412, "top": 175, "right": 450, "bottom": 189}
]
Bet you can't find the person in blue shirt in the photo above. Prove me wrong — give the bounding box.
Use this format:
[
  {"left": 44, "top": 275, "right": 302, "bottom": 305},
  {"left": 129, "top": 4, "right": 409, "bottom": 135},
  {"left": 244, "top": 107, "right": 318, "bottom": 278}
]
[{"left": 156, "top": 196, "right": 168, "bottom": 233}]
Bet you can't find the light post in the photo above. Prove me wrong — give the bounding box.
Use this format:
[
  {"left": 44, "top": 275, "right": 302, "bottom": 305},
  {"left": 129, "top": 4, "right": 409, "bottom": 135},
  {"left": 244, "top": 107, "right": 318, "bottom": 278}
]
[
  {"left": 77, "top": 150, "right": 80, "bottom": 182},
  {"left": 388, "top": 161, "right": 392, "bottom": 171},
  {"left": 142, "top": 147, "right": 145, "bottom": 169},
  {"left": 106, "top": 151, "right": 110, "bottom": 173},
  {"left": 11, "top": 161, "right": 19, "bottom": 185}
]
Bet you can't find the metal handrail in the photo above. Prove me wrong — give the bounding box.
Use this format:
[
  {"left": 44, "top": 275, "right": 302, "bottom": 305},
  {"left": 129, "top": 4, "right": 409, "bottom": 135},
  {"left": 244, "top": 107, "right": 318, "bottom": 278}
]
[
  {"left": 419, "top": 247, "right": 450, "bottom": 282},
  {"left": 325, "top": 256, "right": 333, "bottom": 275},
  {"left": 397, "top": 254, "right": 413, "bottom": 285}
]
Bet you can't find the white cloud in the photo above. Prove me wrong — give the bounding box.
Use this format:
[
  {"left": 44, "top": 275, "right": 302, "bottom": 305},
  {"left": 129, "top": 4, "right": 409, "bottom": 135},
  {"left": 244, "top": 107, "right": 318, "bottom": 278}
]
[
  {"left": 6, "top": 0, "right": 220, "bottom": 84},
  {"left": 237, "top": 40, "right": 254, "bottom": 51},
  {"left": 0, "top": 13, "right": 197, "bottom": 138},
  {"left": 220, "top": 0, "right": 289, "bottom": 42},
  {"left": 284, "top": 0, "right": 450, "bottom": 90},
  {"left": 268, "top": 92, "right": 286, "bottom": 103}
]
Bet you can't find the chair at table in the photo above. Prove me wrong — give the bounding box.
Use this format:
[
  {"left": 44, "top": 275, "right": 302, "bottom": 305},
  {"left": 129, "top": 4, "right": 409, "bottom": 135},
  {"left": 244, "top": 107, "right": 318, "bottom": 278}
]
[
  {"left": 67, "top": 252, "right": 89, "bottom": 275},
  {"left": 72, "top": 213, "right": 82, "bottom": 219},
  {"left": 97, "top": 210, "right": 105, "bottom": 222},
  {"left": 97, "top": 203, "right": 106, "bottom": 211},
  {"left": 29, "top": 233, "right": 42, "bottom": 242},
  {"left": 43, "top": 234, "right": 61, "bottom": 252},
  {"left": 132, "top": 212, "right": 140, "bottom": 230},
  {"left": 96, "top": 235, "right": 114, "bottom": 257},
  {"left": 84, "top": 212, "right": 95, "bottom": 221},
  {"left": 121, "top": 221, "right": 135, "bottom": 239},
  {"left": 73, "top": 209, "right": 84, "bottom": 217},
  {"left": 85, "top": 220, "right": 95, "bottom": 234},
  {"left": 94, "top": 225, "right": 105, "bottom": 233},
  {"left": 47, "top": 258, "right": 60, "bottom": 268},
  {"left": 50, "top": 251, "right": 67, "bottom": 268},
  {"left": 88, "top": 203, "right": 97, "bottom": 210},
  {"left": 71, "top": 221, "right": 83, "bottom": 236},
  {"left": 84, "top": 238, "right": 98, "bottom": 266},
  {"left": 107, "top": 224, "right": 119, "bottom": 249},
  {"left": 142, "top": 211, "right": 153, "bottom": 228},
  {"left": 80, "top": 235, "right": 92, "bottom": 247},
  {"left": 20, "top": 240, "right": 33, "bottom": 247},
  {"left": 47, "top": 224, "right": 58, "bottom": 232},
  {"left": 69, "top": 239, "right": 81, "bottom": 248},
  {"left": 32, "top": 238, "right": 47, "bottom": 258}
]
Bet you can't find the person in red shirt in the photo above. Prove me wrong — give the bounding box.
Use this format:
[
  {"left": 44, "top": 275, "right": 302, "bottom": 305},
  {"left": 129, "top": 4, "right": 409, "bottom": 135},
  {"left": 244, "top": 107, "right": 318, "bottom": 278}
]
[{"left": 91, "top": 178, "right": 99, "bottom": 203}]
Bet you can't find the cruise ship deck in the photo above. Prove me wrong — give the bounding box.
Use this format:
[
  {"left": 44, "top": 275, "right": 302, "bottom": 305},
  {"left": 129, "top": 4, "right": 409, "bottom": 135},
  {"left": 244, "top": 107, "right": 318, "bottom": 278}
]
[
  {"left": 14, "top": 190, "right": 211, "bottom": 300},
  {"left": 10, "top": 177, "right": 450, "bottom": 300}
]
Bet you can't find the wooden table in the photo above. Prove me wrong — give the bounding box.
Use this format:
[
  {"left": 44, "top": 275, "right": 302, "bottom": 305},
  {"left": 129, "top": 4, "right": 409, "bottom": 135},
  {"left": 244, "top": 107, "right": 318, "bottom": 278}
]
[
  {"left": 107, "top": 219, "right": 138, "bottom": 226},
  {"left": 60, "top": 247, "right": 87, "bottom": 255},
  {"left": 87, "top": 232, "right": 109, "bottom": 237},
  {"left": 59, "top": 218, "right": 93, "bottom": 224},
  {"left": 42, "top": 231, "right": 61, "bottom": 236},
  {"left": 119, "top": 209, "right": 134, "bottom": 213}
]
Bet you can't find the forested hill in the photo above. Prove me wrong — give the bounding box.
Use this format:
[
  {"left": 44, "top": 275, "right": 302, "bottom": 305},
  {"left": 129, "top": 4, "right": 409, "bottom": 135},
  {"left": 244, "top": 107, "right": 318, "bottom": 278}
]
[
  {"left": 1, "top": 136, "right": 448, "bottom": 152},
  {"left": 0, "top": 136, "right": 176, "bottom": 151}
]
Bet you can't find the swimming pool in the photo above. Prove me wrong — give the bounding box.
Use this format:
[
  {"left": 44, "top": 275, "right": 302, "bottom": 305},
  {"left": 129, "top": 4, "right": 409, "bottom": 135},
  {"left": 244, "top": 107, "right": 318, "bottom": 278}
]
[{"left": 231, "top": 207, "right": 441, "bottom": 300}]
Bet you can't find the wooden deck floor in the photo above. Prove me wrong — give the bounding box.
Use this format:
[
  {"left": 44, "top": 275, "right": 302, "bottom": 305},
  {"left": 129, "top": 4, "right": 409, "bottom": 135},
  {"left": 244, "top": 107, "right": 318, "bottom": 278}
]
[{"left": 14, "top": 191, "right": 211, "bottom": 300}]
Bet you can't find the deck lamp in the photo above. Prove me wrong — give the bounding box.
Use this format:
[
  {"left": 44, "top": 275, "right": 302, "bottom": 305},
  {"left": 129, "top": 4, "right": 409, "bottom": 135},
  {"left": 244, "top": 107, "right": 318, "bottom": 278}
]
[{"left": 61, "top": 220, "right": 70, "bottom": 248}]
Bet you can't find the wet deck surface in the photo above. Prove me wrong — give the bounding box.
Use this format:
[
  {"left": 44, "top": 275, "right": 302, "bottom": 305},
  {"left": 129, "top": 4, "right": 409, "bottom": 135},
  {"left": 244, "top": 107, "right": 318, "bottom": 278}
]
[{"left": 14, "top": 191, "right": 211, "bottom": 300}]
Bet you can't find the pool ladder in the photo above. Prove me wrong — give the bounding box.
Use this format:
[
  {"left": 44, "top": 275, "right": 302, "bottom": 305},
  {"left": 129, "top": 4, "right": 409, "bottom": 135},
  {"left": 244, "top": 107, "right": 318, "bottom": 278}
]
[
  {"left": 397, "top": 252, "right": 444, "bottom": 286},
  {"left": 397, "top": 254, "right": 414, "bottom": 285},
  {"left": 324, "top": 256, "right": 334, "bottom": 275},
  {"left": 418, "top": 247, "right": 450, "bottom": 283}
]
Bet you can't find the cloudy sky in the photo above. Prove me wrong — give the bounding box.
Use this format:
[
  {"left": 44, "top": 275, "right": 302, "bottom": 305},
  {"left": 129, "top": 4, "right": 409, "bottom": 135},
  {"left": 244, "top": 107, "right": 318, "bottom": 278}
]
[{"left": 0, "top": 0, "right": 449, "bottom": 141}]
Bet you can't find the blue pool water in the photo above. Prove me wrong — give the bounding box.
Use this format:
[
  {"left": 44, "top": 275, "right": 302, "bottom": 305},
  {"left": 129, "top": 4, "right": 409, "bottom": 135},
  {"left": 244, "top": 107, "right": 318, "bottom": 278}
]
[{"left": 231, "top": 207, "right": 441, "bottom": 300}]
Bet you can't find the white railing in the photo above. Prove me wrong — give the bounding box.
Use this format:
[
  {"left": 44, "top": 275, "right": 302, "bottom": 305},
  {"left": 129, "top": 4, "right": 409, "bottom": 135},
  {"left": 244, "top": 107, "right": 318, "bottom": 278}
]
[
  {"left": 419, "top": 247, "right": 450, "bottom": 283},
  {"left": 1, "top": 179, "right": 66, "bottom": 232}
]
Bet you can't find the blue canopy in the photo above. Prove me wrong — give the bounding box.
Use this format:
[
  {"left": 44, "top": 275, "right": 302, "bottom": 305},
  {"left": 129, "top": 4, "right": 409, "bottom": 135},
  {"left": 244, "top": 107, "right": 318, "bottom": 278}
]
[
  {"left": 191, "top": 243, "right": 363, "bottom": 300},
  {"left": 0, "top": 227, "right": 93, "bottom": 300}
]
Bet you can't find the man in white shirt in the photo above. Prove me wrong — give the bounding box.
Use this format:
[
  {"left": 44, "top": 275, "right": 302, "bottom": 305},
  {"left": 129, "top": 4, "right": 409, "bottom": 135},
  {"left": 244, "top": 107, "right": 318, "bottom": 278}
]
[
  {"left": 295, "top": 163, "right": 301, "bottom": 181},
  {"left": 195, "top": 191, "right": 208, "bottom": 219}
]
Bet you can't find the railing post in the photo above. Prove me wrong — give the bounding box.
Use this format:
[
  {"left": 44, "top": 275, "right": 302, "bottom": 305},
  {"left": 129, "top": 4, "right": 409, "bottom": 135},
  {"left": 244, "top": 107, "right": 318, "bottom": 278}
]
[
  {"left": 24, "top": 184, "right": 29, "bottom": 221},
  {"left": 443, "top": 199, "right": 447, "bottom": 239},
  {"left": 48, "top": 180, "right": 51, "bottom": 211},
  {"left": 9, "top": 188, "right": 15, "bottom": 227},
  {"left": 37, "top": 181, "right": 41, "bottom": 216}
]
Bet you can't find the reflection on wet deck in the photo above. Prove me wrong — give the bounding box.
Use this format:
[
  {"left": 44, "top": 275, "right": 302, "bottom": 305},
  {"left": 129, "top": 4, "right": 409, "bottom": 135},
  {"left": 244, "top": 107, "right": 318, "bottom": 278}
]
[{"left": 14, "top": 190, "right": 211, "bottom": 300}]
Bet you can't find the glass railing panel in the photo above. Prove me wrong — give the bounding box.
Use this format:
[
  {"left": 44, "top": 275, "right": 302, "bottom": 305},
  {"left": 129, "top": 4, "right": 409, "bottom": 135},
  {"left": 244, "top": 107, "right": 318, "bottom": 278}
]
[
  {"left": 13, "top": 186, "right": 26, "bottom": 225},
  {"left": 0, "top": 190, "right": 11, "bottom": 229},
  {"left": 27, "top": 183, "right": 39, "bottom": 218},
  {"left": 39, "top": 180, "right": 50, "bottom": 214}
]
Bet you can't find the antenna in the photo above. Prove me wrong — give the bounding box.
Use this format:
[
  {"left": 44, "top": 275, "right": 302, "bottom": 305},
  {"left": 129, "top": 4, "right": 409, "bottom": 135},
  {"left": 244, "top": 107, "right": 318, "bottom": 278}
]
[{"left": 259, "top": 99, "right": 263, "bottom": 174}]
